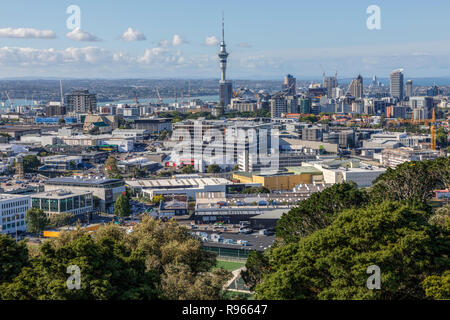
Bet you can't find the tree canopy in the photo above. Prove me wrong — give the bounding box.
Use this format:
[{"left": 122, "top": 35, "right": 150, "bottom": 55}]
[
  {"left": 0, "top": 218, "right": 231, "bottom": 300},
  {"left": 0, "top": 235, "right": 29, "bottom": 284},
  {"left": 114, "top": 194, "right": 131, "bottom": 218},
  {"left": 22, "top": 155, "right": 41, "bottom": 173},
  {"left": 256, "top": 201, "right": 450, "bottom": 300},
  {"left": 25, "top": 208, "right": 49, "bottom": 235},
  {"left": 276, "top": 182, "right": 368, "bottom": 242},
  {"left": 370, "top": 157, "right": 449, "bottom": 203},
  {"left": 104, "top": 155, "right": 121, "bottom": 178},
  {"left": 207, "top": 164, "right": 221, "bottom": 173}
]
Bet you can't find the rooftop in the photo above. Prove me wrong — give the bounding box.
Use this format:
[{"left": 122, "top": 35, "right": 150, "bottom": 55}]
[
  {"left": 46, "top": 176, "right": 123, "bottom": 186},
  {"left": 32, "top": 189, "right": 92, "bottom": 199},
  {"left": 126, "top": 177, "right": 232, "bottom": 189}
]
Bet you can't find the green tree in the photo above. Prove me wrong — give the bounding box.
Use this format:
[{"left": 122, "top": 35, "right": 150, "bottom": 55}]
[
  {"left": 299, "top": 115, "right": 318, "bottom": 123},
  {"left": 429, "top": 205, "right": 450, "bottom": 227},
  {"left": 0, "top": 234, "right": 29, "bottom": 284},
  {"left": 241, "top": 250, "right": 270, "bottom": 291},
  {"left": 25, "top": 208, "right": 49, "bottom": 235},
  {"left": 133, "top": 166, "right": 146, "bottom": 178},
  {"left": 114, "top": 194, "right": 131, "bottom": 218},
  {"left": 207, "top": 164, "right": 221, "bottom": 173},
  {"left": 49, "top": 212, "right": 74, "bottom": 228},
  {"left": 232, "top": 164, "right": 240, "bottom": 171},
  {"left": 181, "top": 165, "right": 195, "bottom": 174},
  {"left": 151, "top": 195, "right": 164, "bottom": 206},
  {"left": 127, "top": 217, "right": 230, "bottom": 299},
  {"left": 22, "top": 155, "right": 41, "bottom": 173},
  {"left": 422, "top": 270, "right": 450, "bottom": 300},
  {"left": 1, "top": 232, "right": 160, "bottom": 300},
  {"left": 436, "top": 127, "right": 448, "bottom": 149},
  {"left": 104, "top": 155, "right": 120, "bottom": 178},
  {"left": 276, "top": 182, "right": 368, "bottom": 242},
  {"left": 256, "top": 201, "right": 450, "bottom": 300},
  {"left": 370, "top": 157, "right": 449, "bottom": 203}
]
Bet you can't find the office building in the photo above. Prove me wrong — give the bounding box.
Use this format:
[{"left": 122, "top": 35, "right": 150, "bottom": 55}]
[
  {"left": 283, "top": 74, "right": 296, "bottom": 95},
  {"left": 406, "top": 80, "right": 413, "bottom": 98},
  {"left": 427, "top": 85, "right": 440, "bottom": 97},
  {"left": 299, "top": 97, "right": 311, "bottom": 113},
  {"left": 65, "top": 90, "right": 97, "bottom": 114},
  {"left": 44, "top": 177, "right": 125, "bottom": 213},
  {"left": 349, "top": 74, "right": 363, "bottom": 99},
  {"left": 0, "top": 194, "right": 30, "bottom": 235},
  {"left": 390, "top": 69, "right": 404, "bottom": 100},
  {"left": 270, "top": 93, "right": 288, "bottom": 118},
  {"left": 323, "top": 74, "right": 338, "bottom": 98},
  {"left": 31, "top": 189, "right": 93, "bottom": 219}
]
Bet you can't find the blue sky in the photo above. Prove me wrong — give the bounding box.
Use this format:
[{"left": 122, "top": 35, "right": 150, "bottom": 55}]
[{"left": 1, "top": 0, "right": 450, "bottom": 79}]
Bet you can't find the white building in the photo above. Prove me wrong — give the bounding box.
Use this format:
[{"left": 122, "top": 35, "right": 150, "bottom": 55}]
[
  {"left": 112, "top": 129, "right": 148, "bottom": 142},
  {"left": 302, "top": 159, "right": 386, "bottom": 188},
  {"left": 103, "top": 138, "right": 134, "bottom": 152},
  {"left": 0, "top": 194, "right": 30, "bottom": 235}
]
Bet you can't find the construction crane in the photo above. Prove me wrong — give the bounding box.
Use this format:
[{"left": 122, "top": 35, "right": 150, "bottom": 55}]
[
  {"left": 5, "top": 91, "right": 13, "bottom": 109},
  {"left": 430, "top": 108, "right": 437, "bottom": 150},
  {"left": 386, "top": 108, "right": 438, "bottom": 150}
]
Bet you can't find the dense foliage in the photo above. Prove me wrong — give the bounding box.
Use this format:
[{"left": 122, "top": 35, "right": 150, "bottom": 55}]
[
  {"left": 370, "top": 157, "right": 449, "bottom": 203},
  {"left": 244, "top": 157, "right": 450, "bottom": 300},
  {"left": 0, "top": 235, "right": 29, "bottom": 284},
  {"left": 22, "top": 155, "right": 41, "bottom": 173},
  {"left": 25, "top": 208, "right": 49, "bottom": 235},
  {"left": 114, "top": 194, "right": 131, "bottom": 218},
  {"left": 0, "top": 218, "right": 230, "bottom": 300},
  {"left": 276, "top": 182, "right": 368, "bottom": 242},
  {"left": 256, "top": 201, "right": 449, "bottom": 299}
]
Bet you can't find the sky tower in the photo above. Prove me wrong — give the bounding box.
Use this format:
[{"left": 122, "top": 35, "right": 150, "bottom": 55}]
[{"left": 218, "top": 14, "right": 232, "bottom": 107}]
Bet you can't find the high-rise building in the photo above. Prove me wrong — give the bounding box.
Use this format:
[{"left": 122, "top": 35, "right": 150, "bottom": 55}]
[
  {"left": 349, "top": 74, "right": 363, "bottom": 99},
  {"left": 65, "top": 90, "right": 97, "bottom": 114},
  {"left": 406, "top": 80, "right": 413, "bottom": 98},
  {"left": 270, "top": 93, "right": 287, "bottom": 118},
  {"left": 218, "top": 16, "right": 232, "bottom": 107},
  {"left": 427, "top": 85, "right": 440, "bottom": 97},
  {"left": 323, "top": 74, "right": 338, "bottom": 98},
  {"left": 390, "top": 69, "right": 404, "bottom": 100},
  {"left": 299, "top": 97, "right": 312, "bottom": 113},
  {"left": 283, "top": 74, "right": 296, "bottom": 95}
]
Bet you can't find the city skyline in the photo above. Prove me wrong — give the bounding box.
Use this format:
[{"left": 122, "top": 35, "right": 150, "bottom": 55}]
[{"left": 1, "top": 1, "right": 450, "bottom": 78}]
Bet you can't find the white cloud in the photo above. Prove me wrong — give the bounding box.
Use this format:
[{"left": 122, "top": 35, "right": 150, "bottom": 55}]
[
  {"left": 137, "top": 47, "right": 169, "bottom": 64},
  {"left": 205, "top": 36, "right": 219, "bottom": 47},
  {"left": 158, "top": 39, "right": 170, "bottom": 48},
  {"left": 66, "top": 28, "right": 101, "bottom": 42},
  {"left": 172, "top": 34, "right": 185, "bottom": 46},
  {"left": 0, "top": 27, "right": 56, "bottom": 39},
  {"left": 120, "top": 27, "right": 146, "bottom": 41}
]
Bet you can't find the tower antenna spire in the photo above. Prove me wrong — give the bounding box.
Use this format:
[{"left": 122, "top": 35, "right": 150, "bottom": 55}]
[{"left": 222, "top": 12, "right": 225, "bottom": 41}]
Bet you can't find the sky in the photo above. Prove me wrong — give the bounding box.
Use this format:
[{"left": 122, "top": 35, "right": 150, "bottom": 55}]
[{"left": 1, "top": 0, "right": 450, "bottom": 80}]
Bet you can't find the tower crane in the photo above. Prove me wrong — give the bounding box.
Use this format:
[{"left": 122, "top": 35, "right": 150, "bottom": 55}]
[
  {"left": 430, "top": 108, "right": 437, "bottom": 151},
  {"left": 5, "top": 91, "right": 13, "bottom": 109}
]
